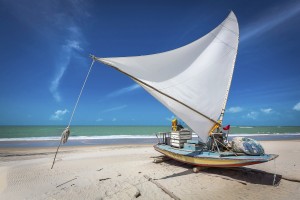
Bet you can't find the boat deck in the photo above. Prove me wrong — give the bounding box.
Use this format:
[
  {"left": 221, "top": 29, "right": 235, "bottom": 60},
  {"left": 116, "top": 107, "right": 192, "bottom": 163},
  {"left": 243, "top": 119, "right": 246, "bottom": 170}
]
[{"left": 154, "top": 144, "right": 278, "bottom": 167}]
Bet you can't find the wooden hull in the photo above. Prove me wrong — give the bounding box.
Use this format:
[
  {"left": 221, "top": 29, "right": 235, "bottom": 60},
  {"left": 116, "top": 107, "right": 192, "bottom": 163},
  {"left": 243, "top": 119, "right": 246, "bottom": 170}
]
[{"left": 154, "top": 144, "right": 278, "bottom": 167}]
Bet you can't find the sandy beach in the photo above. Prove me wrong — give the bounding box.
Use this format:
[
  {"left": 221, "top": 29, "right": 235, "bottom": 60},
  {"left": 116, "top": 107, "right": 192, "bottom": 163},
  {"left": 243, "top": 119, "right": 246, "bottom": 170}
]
[{"left": 0, "top": 140, "right": 299, "bottom": 200}]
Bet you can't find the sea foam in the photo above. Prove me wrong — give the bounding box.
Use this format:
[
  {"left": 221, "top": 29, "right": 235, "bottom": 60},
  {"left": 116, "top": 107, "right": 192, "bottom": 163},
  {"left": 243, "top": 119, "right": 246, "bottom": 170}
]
[{"left": 0, "top": 133, "right": 300, "bottom": 142}]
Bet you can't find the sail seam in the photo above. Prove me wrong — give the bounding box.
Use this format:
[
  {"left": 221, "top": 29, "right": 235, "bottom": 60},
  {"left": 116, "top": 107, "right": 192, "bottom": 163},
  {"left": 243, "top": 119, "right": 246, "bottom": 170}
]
[
  {"left": 210, "top": 32, "right": 236, "bottom": 51},
  {"left": 147, "top": 47, "right": 233, "bottom": 92},
  {"left": 220, "top": 24, "right": 239, "bottom": 36}
]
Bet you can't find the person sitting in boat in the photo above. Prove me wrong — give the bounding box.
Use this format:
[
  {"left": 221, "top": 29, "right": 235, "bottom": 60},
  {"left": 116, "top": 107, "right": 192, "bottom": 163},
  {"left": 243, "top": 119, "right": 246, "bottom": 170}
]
[{"left": 172, "top": 118, "right": 183, "bottom": 131}]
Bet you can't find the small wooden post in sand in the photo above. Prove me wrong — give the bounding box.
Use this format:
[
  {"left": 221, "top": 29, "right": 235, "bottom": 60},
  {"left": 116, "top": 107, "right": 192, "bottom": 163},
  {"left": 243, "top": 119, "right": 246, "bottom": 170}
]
[{"left": 192, "top": 166, "right": 208, "bottom": 173}]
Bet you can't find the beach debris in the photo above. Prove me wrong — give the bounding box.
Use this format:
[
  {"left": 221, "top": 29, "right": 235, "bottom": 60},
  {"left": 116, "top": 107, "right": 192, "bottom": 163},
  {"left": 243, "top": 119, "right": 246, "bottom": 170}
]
[
  {"left": 99, "top": 178, "right": 111, "bottom": 182},
  {"left": 96, "top": 168, "right": 103, "bottom": 171},
  {"left": 117, "top": 173, "right": 121, "bottom": 177},
  {"left": 153, "top": 156, "right": 171, "bottom": 163},
  {"left": 56, "top": 177, "right": 77, "bottom": 188},
  {"left": 144, "top": 175, "right": 181, "bottom": 200},
  {"left": 134, "top": 189, "right": 141, "bottom": 198}
]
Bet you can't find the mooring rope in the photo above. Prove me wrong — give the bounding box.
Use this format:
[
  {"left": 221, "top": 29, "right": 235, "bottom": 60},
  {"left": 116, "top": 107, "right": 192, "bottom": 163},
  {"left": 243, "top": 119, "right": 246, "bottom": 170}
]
[
  {"left": 273, "top": 159, "right": 277, "bottom": 186},
  {"left": 51, "top": 58, "right": 95, "bottom": 169}
]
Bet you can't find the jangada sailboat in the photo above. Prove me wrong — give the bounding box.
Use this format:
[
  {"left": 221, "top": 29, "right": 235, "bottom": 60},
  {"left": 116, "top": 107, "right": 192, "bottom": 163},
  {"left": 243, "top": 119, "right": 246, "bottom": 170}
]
[{"left": 92, "top": 11, "right": 278, "bottom": 167}]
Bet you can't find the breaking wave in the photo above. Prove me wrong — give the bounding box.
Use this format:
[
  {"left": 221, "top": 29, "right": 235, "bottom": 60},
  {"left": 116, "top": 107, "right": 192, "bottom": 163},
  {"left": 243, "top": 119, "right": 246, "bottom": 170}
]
[{"left": 0, "top": 133, "right": 300, "bottom": 142}]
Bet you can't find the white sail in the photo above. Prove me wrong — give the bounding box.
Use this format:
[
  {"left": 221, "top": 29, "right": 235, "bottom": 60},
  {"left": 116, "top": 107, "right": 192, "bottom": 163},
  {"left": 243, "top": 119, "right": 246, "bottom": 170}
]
[{"left": 95, "top": 11, "right": 239, "bottom": 141}]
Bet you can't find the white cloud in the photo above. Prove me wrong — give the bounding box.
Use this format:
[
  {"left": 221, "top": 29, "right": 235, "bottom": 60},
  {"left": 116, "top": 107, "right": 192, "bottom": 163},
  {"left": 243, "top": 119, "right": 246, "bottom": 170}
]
[
  {"left": 227, "top": 107, "right": 243, "bottom": 113},
  {"left": 67, "top": 26, "right": 81, "bottom": 37},
  {"left": 246, "top": 111, "right": 258, "bottom": 119},
  {"left": 107, "top": 84, "right": 141, "bottom": 98},
  {"left": 47, "top": 5, "right": 86, "bottom": 103},
  {"left": 49, "top": 58, "right": 69, "bottom": 102},
  {"left": 50, "top": 109, "right": 69, "bottom": 120},
  {"left": 50, "top": 38, "right": 84, "bottom": 102},
  {"left": 112, "top": 118, "right": 117, "bottom": 122},
  {"left": 241, "top": 2, "right": 300, "bottom": 41},
  {"left": 1, "top": 2, "right": 88, "bottom": 103},
  {"left": 293, "top": 102, "right": 300, "bottom": 111},
  {"left": 261, "top": 108, "right": 272, "bottom": 114},
  {"left": 101, "top": 105, "right": 127, "bottom": 113},
  {"left": 66, "top": 40, "right": 83, "bottom": 51},
  {"left": 96, "top": 118, "right": 103, "bottom": 122}
]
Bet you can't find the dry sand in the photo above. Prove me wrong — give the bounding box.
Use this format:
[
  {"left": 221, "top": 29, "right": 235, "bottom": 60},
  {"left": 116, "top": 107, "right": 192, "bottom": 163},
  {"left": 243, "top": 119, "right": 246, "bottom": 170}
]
[{"left": 0, "top": 140, "right": 299, "bottom": 200}]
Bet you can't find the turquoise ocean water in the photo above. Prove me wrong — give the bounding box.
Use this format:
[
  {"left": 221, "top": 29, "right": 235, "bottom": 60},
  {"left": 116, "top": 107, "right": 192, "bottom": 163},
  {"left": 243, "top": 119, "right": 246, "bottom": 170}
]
[{"left": 0, "top": 125, "right": 300, "bottom": 141}]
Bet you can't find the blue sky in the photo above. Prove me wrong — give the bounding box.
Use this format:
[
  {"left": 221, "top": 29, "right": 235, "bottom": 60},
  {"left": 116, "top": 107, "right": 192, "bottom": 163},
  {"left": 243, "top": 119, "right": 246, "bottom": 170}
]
[{"left": 0, "top": 0, "right": 300, "bottom": 126}]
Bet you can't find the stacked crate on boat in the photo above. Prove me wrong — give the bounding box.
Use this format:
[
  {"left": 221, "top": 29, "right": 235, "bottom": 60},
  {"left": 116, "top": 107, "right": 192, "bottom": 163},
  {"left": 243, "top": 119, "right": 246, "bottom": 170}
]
[{"left": 170, "top": 129, "right": 192, "bottom": 148}]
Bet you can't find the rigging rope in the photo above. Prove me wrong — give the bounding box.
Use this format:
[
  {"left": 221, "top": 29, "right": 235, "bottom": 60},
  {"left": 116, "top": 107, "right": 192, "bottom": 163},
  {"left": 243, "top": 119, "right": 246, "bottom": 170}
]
[
  {"left": 67, "top": 59, "right": 95, "bottom": 128},
  {"left": 51, "top": 58, "right": 95, "bottom": 169}
]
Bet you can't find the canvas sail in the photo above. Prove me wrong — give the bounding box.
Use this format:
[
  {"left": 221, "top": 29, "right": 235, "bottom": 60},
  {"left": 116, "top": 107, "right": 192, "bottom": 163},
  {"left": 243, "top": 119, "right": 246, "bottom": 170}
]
[{"left": 95, "top": 11, "right": 239, "bottom": 141}]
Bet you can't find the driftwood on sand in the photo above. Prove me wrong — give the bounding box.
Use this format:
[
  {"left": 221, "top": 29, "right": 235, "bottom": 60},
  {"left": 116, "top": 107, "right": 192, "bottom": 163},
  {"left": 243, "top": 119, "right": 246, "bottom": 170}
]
[{"left": 144, "top": 175, "right": 181, "bottom": 200}]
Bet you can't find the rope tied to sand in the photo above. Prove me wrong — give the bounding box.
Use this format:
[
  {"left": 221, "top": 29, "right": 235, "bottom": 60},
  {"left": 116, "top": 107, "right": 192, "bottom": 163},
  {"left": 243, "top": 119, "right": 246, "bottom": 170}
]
[
  {"left": 51, "top": 57, "right": 95, "bottom": 169},
  {"left": 273, "top": 159, "right": 277, "bottom": 186}
]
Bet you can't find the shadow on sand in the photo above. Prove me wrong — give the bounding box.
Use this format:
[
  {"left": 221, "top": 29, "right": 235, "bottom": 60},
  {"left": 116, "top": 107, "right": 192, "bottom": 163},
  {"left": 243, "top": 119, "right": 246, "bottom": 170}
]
[{"left": 158, "top": 159, "right": 281, "bottom": 186}]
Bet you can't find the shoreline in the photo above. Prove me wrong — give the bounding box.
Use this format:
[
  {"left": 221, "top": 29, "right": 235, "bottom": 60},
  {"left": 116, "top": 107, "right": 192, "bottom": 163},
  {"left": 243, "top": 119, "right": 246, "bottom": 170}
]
[{"left": 1, "top": 133, "right": 300, "bottom": 148}]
